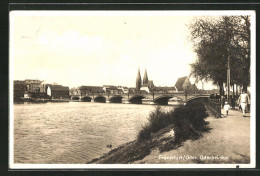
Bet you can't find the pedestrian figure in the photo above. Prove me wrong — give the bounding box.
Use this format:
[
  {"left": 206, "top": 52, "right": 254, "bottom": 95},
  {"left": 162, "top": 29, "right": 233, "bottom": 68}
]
[
  {"left": 238, "top": 89, "right": 250, "bottom": 117},
  {"left": 224, "top": 101, "right": 231, "bottom": 117}
]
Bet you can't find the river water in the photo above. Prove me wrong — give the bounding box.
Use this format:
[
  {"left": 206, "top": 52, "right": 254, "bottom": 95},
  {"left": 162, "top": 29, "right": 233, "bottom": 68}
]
[{"left": 13, "top": 102, "right": 176, "bottom": 164}]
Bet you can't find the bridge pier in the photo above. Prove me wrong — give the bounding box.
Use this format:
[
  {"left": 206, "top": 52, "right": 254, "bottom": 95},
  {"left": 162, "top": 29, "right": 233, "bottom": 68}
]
[{"left": 106, "top": 100, "right": 110, "bottom": 103}]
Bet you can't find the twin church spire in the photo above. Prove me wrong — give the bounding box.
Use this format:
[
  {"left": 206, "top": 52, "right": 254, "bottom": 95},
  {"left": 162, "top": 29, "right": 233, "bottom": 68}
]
[
  {"left": 136, "top": 68, "right": 142, "bottom": 91},
  {"left": 136, "top": 68, "right": 149, "bottom": 91},
  {"left": 143, "top": 69, "right": 149, "bottom": 85}
]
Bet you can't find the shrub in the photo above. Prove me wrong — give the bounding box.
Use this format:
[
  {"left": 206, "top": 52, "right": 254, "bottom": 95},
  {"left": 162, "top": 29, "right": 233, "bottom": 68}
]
[
  {"left": 137, "top": 124, "right": 152, "bottom": 141},
  {"left": 170, "top": 101, "right": 208, "bottom": 142},
  {"left": 137, "top": 107, "right": 170, "bottom": 141},
  {"left": 148, "top": 106, "right": 170, "bottom": 132},
  {"left": 137, "top": 101, "right": 208, "bottom": 143}
]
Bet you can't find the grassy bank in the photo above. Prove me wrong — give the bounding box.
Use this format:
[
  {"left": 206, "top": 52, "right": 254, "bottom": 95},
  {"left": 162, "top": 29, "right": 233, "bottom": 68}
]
[{"left": 88, "top": 101, "right": 210, "bottom": 164}]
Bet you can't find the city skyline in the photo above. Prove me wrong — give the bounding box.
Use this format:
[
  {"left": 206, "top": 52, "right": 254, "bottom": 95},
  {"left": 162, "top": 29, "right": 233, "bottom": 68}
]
[{"left": 9, "top": 11, "right": 234, "bottom": 89}]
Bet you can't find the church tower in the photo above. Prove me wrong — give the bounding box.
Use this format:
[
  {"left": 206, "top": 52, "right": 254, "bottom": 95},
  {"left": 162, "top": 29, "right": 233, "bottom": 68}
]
[
  {"left": 136, "top": 68, "right": 142, "bottom": 91},
  {"left": 143, "top": 69, "right": 149, "bottom": 85}
]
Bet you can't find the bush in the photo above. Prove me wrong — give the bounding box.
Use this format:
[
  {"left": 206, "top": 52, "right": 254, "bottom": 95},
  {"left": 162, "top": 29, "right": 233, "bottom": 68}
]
[
  {"left": 170, "top": 101, "right": 208, "bottom": 142},
  {"left": 148, "top": 107, "right": 170, "bottom": 132},
  {"left": 137, "top": 107, "right": 170, "bottom": 141},
  {"left": 137, "top": 124, "right": 152, "bottom": 141},
  {"left": 137, "top": 101, "right": 208, "bottom": 143}
]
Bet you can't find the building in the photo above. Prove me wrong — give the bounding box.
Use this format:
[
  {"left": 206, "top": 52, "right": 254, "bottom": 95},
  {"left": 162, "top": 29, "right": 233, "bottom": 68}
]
[
  {"left": 142, "top": 69, "right": 154, "bottom": 89},
  {"left": 70, "top": 87, "right": 81, "bottom": 96},
  {"left": 117, "top": 86, "right": 129, "bottom": 94},
  {"left": 47, "top": 85, "right": 70, "bottom": 99},
  {"left": 79, "top": 86, "right": 105, "bottom": 95},
  {"left": 174, "top": 76, "right": 199, "bottom": 94},
  {"left": 135, "top": 68, "right": 155, "bottom": 93},
  {"left": 103, "top": 85, "right": 123, "bottom": 94},
  {"left": 45, "top": 84, "right": 52, "bottom": 93},
  {"left": 174, "top": 76, "right": 192, "bottom": 93},
  {"left": 187, "top": 84, "right": 199, "bottom": 94},
  {"left": 139, "top": 69, "right": 154, "bottom": 93},
  {"left": 153, "top": 86, "right": 177, "bottom": 93},
  {"left": 13, "top": 80, "right": 26, "bottom": 99},
  {"left": 140, "top": 87, "right": 150, "bottom": 93},
  {"left": 24, "top": 79, "right": 46, "bottom": 93},
  {"left": 128, "top": 87, "right": 137, "bottom": 94}
]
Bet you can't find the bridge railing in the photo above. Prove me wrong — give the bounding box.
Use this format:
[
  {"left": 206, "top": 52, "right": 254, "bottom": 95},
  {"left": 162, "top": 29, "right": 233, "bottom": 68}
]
[{"left": 206, "top": 98, "right": 221, "bottom": 118}]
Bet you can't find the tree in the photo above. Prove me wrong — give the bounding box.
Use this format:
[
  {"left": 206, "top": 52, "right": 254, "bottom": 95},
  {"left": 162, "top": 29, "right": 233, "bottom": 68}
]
[{"left": 188, "top": 16, "right": 251, "bottom": 95}]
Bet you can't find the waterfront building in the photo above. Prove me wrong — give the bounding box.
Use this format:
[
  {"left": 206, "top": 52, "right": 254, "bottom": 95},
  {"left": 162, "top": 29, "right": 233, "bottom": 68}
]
[
  {"left": 47, "top": 85, "right": 70, "bottom": 99},
  {"left": 117, "top": 86, "right": 129, "bottom": 94},
  {"left": 23, "top": 91, "right": 32, "bottom": 99},
  {"left": 153, "top": 86, "right": 177, "bottom": 93},
  {"left": 103, "top": 85, "right": 123, "bottom": 94},
  {"left": 13, "top": 80, "right": 26, "bottom": 99},
  {"left": 79, "top": 86, "right": 105, "bottom": 95},
  {"left": 70, "top": 87, "right": 81, "bottom": 96},
  {"left": 103, "top": 85, "right": 117, "bottom": 93},
  {"left": 24, "top": 79, "right": 46, "bottom": 93}
]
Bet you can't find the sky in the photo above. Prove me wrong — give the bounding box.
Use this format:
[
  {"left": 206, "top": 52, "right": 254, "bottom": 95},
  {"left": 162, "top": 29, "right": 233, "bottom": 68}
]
[{"left": 10, "top": 11, "right": 225, "bottom": 89}]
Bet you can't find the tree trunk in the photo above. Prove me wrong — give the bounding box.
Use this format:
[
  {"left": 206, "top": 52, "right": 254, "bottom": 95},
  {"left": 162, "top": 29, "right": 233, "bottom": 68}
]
[
  {"left": 235, "top": 84, "right": 238, "bottom": 96},
  {"left": 218, "top": 82, "right": 224, "bottom": 97},
  {"left": 243, "top": 83, "right": 248, "bottom": 92},
  {"left": 218, "top": 82, "right": 224, "bottom": 107}
]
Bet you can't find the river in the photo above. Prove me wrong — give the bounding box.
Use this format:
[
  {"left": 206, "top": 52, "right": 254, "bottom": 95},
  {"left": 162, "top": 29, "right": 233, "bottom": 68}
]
[{"left": 13, "top": 102, "right": 176, "bottom": 164}]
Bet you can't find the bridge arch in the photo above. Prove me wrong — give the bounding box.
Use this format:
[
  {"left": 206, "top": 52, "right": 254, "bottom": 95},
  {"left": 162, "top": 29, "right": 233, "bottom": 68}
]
[
  {"left": 154, "top": 95, "right": 174, "bottom": 105},
  {"left": 129, "top": 95, "right": 148, "bottom": 104},
  {"left": 109, "top": 96, "right": 123, "bottom": 103},
  {"left": 71, "top": 96, "right": 80, "bottom": 100},
  {"left": 82, "top": 96, "right": 92, "bottom": 102},
  {"left": 94, "top": 96, "right": 106, "bottom": 103}
]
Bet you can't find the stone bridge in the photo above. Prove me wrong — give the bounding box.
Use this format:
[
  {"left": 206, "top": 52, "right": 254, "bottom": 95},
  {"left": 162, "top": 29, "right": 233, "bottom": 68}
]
[{"left": 70, "top": 92, "right": 210, "bottom": 105}]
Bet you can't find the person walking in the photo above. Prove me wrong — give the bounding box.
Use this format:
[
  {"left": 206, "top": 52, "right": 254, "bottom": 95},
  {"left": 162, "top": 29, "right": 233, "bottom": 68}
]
[
  {"left": 224, "top": 101, "right": 231, "bottom": 117},
  {"left": 238, "top": 89, "right": 250, "bottom": 117}
]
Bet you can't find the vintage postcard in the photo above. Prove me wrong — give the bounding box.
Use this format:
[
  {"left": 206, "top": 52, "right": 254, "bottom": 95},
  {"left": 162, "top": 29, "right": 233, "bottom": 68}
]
[{"left": 9, "top": 10, "right": 256, "bottom": 169}]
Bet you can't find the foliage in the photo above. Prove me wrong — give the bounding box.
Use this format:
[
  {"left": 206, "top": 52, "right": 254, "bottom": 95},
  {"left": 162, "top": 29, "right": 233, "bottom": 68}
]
[
  {"left": 137, "top": 102, "right": 208, "bottom": 142},
  {"left": 188, "top": 16, "right": 251, "bottom": 92},
  {"left": 137, "top": 106, "right": 170, "bottom": 141},
  {"left": 170, "top": 102, "right": 208, "bottom": 142}
]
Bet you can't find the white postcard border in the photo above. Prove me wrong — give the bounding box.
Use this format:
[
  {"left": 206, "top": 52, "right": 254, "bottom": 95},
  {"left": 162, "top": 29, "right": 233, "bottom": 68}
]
[{"left": 9, "top": 10, "right": 256, "bottom": 169}]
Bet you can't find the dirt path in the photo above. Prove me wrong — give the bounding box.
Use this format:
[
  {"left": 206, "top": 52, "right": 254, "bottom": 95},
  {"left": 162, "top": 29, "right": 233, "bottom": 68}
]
[{"left": 133, "top": 109, "right": 251, "bottom": 164}]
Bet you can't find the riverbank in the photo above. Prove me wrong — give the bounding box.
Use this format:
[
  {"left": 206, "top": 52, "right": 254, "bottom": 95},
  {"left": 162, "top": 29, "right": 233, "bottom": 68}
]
[{"left": 88, "top": 108, "right": 250, "bottom": 164}]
